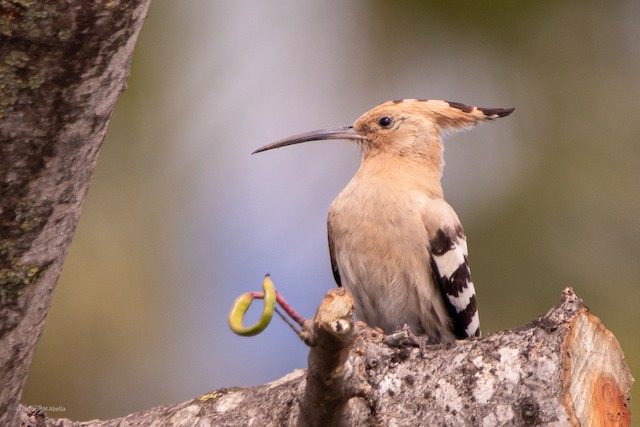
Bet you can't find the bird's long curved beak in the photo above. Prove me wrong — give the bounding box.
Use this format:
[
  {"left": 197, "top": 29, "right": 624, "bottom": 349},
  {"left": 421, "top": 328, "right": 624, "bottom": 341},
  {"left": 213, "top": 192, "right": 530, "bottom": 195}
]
[{"left": 252, "top": 126, "right": 365, "bottom": 154}]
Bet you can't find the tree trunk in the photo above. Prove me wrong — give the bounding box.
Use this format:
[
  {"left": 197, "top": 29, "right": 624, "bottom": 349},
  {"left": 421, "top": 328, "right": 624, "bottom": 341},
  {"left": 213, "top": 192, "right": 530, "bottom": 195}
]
[
  {"left": 19, "top": 288, "right": 633, "bottom": 427},
  {"left": 0, "top": 2, "right": 151, "bottom": 425}
]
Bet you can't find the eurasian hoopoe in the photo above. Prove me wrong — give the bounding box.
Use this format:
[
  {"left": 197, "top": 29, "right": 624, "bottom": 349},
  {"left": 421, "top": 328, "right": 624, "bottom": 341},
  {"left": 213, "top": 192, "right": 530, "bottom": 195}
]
[{"left": 254, "top": 99, "right": 514, "bottom": 342}]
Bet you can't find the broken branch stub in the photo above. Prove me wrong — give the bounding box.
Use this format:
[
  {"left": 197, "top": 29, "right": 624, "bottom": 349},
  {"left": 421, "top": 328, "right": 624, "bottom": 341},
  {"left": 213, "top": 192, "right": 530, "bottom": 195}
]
[{"left": 299, "top": 288, "right": 357, "bottom": 427}]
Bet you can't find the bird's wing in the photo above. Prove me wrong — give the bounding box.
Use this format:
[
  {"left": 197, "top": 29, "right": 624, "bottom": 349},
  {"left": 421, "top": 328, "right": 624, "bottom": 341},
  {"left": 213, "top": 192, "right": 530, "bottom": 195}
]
[
  {"left": 428, "top": 226, "right": 480, "bottom": 338},
  {"left": 328, "top": 226, "right": 342, "bottom": 287}
]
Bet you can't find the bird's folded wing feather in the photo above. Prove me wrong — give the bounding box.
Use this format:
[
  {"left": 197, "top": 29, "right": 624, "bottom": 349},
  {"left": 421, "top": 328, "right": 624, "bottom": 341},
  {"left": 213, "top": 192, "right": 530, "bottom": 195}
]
[
  {"left": 429, "top": 227, "right": 480, "bottom": 338},
  {"left": 328, "top": 225, "right": 342, "bottom": 287}
]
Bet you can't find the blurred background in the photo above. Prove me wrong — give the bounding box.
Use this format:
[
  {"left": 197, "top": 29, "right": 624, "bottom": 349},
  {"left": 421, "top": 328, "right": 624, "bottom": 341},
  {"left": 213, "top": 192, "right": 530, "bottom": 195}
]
[{"left": 23, "top": 0, "right": 640, "bottom": 422}]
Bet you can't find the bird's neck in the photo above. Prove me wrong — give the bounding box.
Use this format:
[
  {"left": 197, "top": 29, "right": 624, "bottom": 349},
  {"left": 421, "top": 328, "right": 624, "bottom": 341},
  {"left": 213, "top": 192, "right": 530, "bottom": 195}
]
[{"left": 357, "top": 151, "right": 445, "bottom": 198}]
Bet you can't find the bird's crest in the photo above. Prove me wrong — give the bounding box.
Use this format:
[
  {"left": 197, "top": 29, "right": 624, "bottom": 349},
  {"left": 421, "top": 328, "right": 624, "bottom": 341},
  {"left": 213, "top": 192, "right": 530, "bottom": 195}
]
[{"left": 376, "top": 99, "right": 514, "bottom": 135}]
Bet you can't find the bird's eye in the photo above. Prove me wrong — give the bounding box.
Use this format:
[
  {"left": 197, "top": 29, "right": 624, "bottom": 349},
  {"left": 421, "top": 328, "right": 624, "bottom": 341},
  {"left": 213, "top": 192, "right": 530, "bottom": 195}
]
[{"left": 378, "top": 116, "right": 393, "bottom": 128}]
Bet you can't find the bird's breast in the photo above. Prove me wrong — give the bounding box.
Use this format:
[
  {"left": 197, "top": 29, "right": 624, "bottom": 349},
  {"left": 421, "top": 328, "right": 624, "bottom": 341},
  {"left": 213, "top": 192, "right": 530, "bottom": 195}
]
[{"left": 328, "top": 178, "right": 449, "bottom": 337}]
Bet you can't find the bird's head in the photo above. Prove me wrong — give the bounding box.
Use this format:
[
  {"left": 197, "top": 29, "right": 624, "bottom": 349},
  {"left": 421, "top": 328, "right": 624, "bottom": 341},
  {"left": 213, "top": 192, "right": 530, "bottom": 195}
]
[{"left": 253, "top": 99, "right": 514, "bottom": 161}]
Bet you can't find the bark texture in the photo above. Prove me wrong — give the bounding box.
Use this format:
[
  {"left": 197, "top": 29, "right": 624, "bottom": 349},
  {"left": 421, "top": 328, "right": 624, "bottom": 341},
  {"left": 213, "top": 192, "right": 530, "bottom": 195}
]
[
  {"left": 0, "top": 2, "right": 151, "bottom": 425},
  {"left": 19, "top": 288, "right": 633, "bottom": 427}
]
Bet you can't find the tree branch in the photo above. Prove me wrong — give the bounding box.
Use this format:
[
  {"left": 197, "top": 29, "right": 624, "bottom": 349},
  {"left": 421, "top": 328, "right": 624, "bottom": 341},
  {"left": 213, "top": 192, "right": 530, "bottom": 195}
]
[{"left": 19, "top": 288, "right": 633, "bottom": 426}]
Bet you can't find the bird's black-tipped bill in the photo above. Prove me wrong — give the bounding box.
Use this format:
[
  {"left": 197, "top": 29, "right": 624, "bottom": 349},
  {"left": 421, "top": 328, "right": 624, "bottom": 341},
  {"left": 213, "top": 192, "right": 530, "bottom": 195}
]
[{"left": 252, "top": 126, "right": 365, "bottom": 154}]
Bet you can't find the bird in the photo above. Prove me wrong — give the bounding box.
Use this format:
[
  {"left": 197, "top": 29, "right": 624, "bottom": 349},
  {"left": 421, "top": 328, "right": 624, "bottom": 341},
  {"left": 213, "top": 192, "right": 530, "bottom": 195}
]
[{"left": 253, "top": 99, "right": 514, "bottom": 342}]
